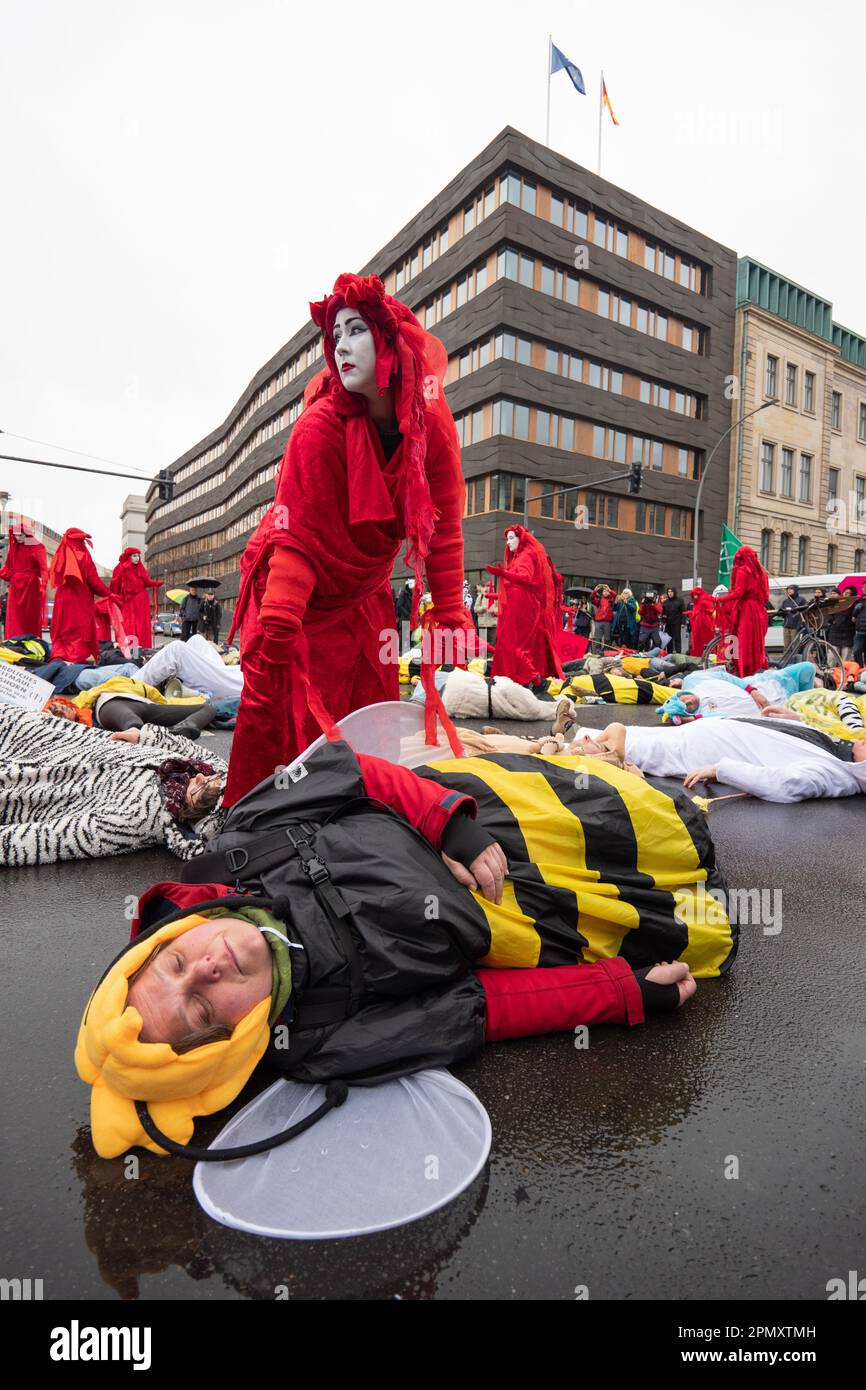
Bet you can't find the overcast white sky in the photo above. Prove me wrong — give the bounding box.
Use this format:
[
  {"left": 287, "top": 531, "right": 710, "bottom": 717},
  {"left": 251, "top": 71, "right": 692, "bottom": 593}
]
[{"left": 2, "top": 0, "right": 864, "bottom": 567}]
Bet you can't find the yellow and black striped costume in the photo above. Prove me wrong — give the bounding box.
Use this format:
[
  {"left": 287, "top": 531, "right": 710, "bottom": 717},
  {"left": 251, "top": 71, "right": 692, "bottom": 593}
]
[
  {"left": 548, "top": 672, "right": 671, "bottom": 706},
  {"left": 418, "top": 752, "right": 736, "bottom": 978},
  {"left": 787, "top": 689, "right": 866, "bottom": 741}
]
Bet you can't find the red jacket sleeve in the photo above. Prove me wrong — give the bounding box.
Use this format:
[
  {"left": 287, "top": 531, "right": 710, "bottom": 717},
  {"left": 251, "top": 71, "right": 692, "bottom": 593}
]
[{"left": 357, "top": 752, "right": 476, "bottom": 851}]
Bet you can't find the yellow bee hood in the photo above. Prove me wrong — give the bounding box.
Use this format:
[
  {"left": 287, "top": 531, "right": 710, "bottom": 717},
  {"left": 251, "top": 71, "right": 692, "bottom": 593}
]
[{"left": 75, "top": 913, "right": 272, "bottom": 1159}]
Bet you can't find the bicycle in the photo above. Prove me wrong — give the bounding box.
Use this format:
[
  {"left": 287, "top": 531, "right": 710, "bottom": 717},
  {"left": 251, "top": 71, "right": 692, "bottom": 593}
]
[{"left": 700, "top": 599, "right": 843, "bottom": 688}]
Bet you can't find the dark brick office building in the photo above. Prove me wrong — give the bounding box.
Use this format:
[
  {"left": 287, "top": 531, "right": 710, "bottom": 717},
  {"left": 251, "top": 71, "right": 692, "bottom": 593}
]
[{"left": 145, "top": 126, "right": 737, "bottom": 623}]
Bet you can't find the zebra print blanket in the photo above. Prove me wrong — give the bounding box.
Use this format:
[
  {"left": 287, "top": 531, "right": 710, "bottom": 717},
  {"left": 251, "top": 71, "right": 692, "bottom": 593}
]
[{"left": 0, "top": 706, "right": 227, "bottom": 867}]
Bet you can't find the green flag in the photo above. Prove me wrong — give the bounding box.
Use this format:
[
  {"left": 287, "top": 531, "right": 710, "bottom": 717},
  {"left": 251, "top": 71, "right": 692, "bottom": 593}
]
[{"left": 718, "top": 524, "right": 742, "bottom": 588}]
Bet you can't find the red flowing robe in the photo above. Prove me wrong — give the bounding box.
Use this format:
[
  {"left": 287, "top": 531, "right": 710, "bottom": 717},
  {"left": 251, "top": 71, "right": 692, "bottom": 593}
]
[
  {"left": 714, "top": 547, "right": 770, "bottom": 676},
  {"left": 688, "top": 588, "right": 716, "bottom": 656},
  {"left": 110, "top": 549, "right": 162, "bottom": 648},
  {"left": 0, "top": 528, "right": 48, "bottom": 638},
  {"left": 223, "top": 396, "right": 468, "bottom": 806},
  {"left": 487, "top": 527, "right": 564, "bottom": 685},
  {"left": 49, "top": 529, "right": 111, "bottom": 662}
]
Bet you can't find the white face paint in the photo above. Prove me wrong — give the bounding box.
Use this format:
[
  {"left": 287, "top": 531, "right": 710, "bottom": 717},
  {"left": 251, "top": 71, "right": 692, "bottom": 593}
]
[
  {"left": 332, "top": 307, "right": 378, "bottom": 398},
  {"left": 131, "top": 555, "right": 140, "bottom": 564},
  {"left": 506, "top": 531, "right": 519, "bottom": 553}
]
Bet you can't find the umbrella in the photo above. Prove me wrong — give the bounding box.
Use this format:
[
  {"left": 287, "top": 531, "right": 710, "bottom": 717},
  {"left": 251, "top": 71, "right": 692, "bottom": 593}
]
[
  {"left": 166, "top": 589, "right": 188, "bottom": 605},
  {"left": 565, "top": 586, "right": 592, "bottom": 599},
  {"left": 187, "top": 576, "right": 222, "bottom": 590}
]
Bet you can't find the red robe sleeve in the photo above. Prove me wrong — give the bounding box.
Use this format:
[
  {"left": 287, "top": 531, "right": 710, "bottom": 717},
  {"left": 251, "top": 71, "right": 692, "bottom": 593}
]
[
  {"left": 357, "top": 752, "right": 476, "bottom": 851},
  {"left": 82, "top": 549, "right": 111, "bottom": 598},
  {"left": 422, "top": 415, "right": 466, "bottom": 625},
  {"left": 258, "top": 546, "right": 316, "bottom": 641}
]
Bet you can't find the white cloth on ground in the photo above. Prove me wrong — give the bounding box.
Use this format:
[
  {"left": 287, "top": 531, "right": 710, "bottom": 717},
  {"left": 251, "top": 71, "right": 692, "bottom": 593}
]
[
  {"left": 137, "top": 635, "right": 244, "bottom": 700},
  {"left": 438, "top": 668, "right": 557, "bottom": 719},
  {"left": 623, "top": 719, "right": 866, "bottom": 802}
]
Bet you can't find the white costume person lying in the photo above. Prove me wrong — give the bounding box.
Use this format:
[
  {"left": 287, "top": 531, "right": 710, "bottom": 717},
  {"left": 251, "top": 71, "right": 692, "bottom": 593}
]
[{"left": 568, "top": 717, "right": 866, "bottom": 804}]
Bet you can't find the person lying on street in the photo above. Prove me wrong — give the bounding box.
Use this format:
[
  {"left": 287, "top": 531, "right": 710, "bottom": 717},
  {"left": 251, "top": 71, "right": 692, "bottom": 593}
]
[
  {"left": 659, "top": 662, "right": 817, "bottom": 721},
  {"left": 541, "top": 717, "right": 866, "bottom": 803},
  {"left": 76, "top": 736, "right": 736, "bottom": 1158},
  {"left": 0, "top": 704, "right": 225, "bottom": 866}
]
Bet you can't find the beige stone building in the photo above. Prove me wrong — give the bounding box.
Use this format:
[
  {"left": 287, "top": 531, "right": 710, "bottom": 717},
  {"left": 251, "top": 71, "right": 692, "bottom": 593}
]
[{"left": 728, "top": 259, "right": 866, "bottom": 582}]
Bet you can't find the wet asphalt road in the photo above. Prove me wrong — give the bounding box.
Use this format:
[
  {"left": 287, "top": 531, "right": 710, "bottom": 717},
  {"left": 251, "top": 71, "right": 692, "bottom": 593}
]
[{"left": 1, "top": 705, "right": 864, "bottom": 1302}]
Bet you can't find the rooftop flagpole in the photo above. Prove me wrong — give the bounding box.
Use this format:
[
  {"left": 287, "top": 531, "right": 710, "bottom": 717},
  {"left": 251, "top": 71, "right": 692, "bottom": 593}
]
[
  {"left": 597, "top": 69, "right": 603, "bottom": 175},
  {"left": 546, "top": 35, "right": 552, "bottom": 145}
]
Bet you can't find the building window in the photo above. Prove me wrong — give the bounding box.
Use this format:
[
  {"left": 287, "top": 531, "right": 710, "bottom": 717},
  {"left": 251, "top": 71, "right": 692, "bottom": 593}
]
[
  {"left": 515, "top": 403, "right": 530, "bottom": 439},
  {"left": 677, "top": 447, "right": 689, "bottom": 477},
  {"left": 760, "top": 529, "right": 772, "bottom": 569},
  {"left": 681, "top": 325, "right": 693, "bottom": 352},
  {"left": 497, "top": 247, "right": 518, "bottom": 281},
  {"left": 779, "top": 532, "right": 791, "bottom": 572},
  {"left": 827, "top": 544, "right": 837, "bottom": 570},
  {"left": 831, "top": 391, "right": 842, "bottom": 430},
  {"left": 798, "top": 536, "right": 809, "bottom": 571},
  {"left": 799, "top": 453, "right": 812, "bottom": 503},
  {"left": 760, "top": 442, "right": 775, "bottom": 493},
  {"left": 606, "top": 496, "right": 619, "bottom": 527},
  {"left": 519, "top": 254, "right": 534, "bottom": 288},
  {"left": 856, "top": 476, "right": 866, "bottom": 521},
  {"left": 597, "top": 288, "right": 610, "bottom": 319},
  {"left": 517, "top": 336, "right": 531, "bottom": 366},
  {"left": 785, "top": 362, "right": 798, "bottom": 406},
  {"left": 860, "top": 403, "right": 866, "bottom": 442},
  {"left": 804, "top": 372, "right": 815, "bottom": 413},
  {"left": 536, "top": 410, "right": 550, "bottom": 446},
  {"left": 565, "top": 274, "right": 579, "bottom": 305},
  {"left": 560, "top": 417, "right": 574, "bottom": 450},
  {"left": 827, "top": 467, "right": 839, "bottom": 501},
  {"left": 766, "top": 355, "right": 778, "bottom": 399},
  {"left": 574, "top": 206, "right": 587, "bottom": 238},
  {"left": 492, "top": 399, "right": 513, "bottom": 435},
  {"left": 545, "top": 346, "right": 559, "bottom": 374},
  {"left": 483, "top": 185, "right": 496, "bottom": 218},
  {"left": 541, "top": 264, "right": 555, "bottom": 296},
  {"left": 551, "top": 194, "right": 564, "bottom": 227},
  {"left": 855, "top": 549, "right": 865, "bottom": 570},
  {"left": 780, "top": 448, "right": 794, "bottom": 498}
]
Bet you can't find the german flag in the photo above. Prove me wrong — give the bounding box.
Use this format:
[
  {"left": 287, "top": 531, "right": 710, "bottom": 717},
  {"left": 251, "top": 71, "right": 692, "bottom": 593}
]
[{"left": 418, "top": 752, "right": 736, "bottom": 978}]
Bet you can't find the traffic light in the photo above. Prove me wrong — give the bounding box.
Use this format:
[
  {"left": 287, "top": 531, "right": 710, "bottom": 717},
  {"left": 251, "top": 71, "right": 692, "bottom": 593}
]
[
  {"left": 628, "top": 461, "right": 642, "bottom": 495},
  {"left": 157, "top": 469, "right": 174, "bottom": 502}
]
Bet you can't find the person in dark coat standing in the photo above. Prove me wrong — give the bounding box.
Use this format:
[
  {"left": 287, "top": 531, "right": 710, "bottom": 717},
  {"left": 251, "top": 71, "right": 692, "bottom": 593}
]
[
  {"left": 662, "top": 586, "right": 685, "bottom": 653},
  {"left": 179, "top": 586, "right": 202, "bottom": 642},
  {"left": 197, "top": 594, "right": 222, "bottom": 644}
]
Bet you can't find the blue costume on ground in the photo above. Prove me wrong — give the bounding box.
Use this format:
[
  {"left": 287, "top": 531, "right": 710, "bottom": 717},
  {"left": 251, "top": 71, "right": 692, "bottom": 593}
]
[{"left": 681, "top": 662, "right": 817, "bottom": 700}]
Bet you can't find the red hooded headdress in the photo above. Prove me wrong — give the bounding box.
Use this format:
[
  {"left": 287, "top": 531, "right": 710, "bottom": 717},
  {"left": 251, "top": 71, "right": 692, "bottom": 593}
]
[
  {"left": 305, "top": 272, "right": 454, "bottom": 615},
  {"left": 49, "top": 528, "right": 94, "bottom": 588}
]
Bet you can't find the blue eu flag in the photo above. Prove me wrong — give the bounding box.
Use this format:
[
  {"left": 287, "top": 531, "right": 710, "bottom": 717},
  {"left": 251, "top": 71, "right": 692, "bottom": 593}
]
[{"left": 550, "top": 42, "right": 586, "bottom": 95}]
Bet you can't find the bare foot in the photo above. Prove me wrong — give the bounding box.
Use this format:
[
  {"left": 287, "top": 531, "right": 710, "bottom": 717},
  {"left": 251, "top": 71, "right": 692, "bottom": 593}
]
[{"left": 645, "top": 960, "right": 697, "bottom": 1007}]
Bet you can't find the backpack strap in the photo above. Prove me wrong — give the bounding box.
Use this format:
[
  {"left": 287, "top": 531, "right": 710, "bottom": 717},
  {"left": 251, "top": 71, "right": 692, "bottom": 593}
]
[{"left": 182, "top": 820, "right": 364, "bottom": 1017}]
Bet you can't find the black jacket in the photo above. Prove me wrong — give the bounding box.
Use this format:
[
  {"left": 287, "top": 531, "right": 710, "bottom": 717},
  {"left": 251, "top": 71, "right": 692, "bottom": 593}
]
[
  {"left": 183, "top": 740, "right": 490, "bottom": 1083},
  {"left": 662, "top": 597, "right": 685, "bottom": 627},
  {"left": 781, "top": 595, "right": 806, "bottom": 629},
  {"left": 853, "top": 599, "right": 866, "bottom": 635}
]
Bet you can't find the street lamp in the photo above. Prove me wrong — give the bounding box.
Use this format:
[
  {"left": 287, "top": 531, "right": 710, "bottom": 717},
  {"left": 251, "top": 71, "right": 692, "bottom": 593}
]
[{"left": 692, "top": 398, "right": 777, "bottom": 589}]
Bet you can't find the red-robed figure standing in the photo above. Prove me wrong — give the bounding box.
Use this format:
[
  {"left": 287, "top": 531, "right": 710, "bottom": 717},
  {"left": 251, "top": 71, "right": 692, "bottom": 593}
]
[
  {"left": 224, "top": 272, "right": 475, "bottom": 807},
  {"left": 486, "top": 525, "right": 564, "bottom": 686},
  {"left": 714, "top": 546, "right": 770, "bottom": 676},
  {"left": 0, "top": 523, "right": 48, "bottom": 638},
  {"left": 687, "top": 586, "right": 716, "bottom": 657},
  {"left": 48, "top": 528, "right": 111, "bottom": 662},
  {"left": 110, "top": 547, "right": 162, "bottom": 648}
]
